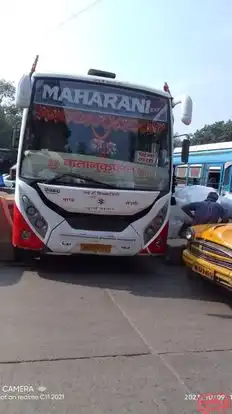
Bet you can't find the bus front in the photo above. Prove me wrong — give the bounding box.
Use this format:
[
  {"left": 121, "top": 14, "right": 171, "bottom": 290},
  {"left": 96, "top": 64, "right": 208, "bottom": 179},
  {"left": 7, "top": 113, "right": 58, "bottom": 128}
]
[{"left": 13, "top": 71, "right": 192, "bottom": 257}]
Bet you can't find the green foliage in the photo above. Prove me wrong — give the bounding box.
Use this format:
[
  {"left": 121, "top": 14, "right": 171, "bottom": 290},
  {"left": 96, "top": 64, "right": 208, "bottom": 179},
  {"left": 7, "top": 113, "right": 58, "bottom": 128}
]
[
  {"left": 0, "top": 79, "right": 15, "bottom": 105},
  {"left": 190, "top": 120, "right": 232, "bottom": 146},
  {"left": 0, "top": 79, "right": 22, "bottom": 148},
  {"left": 173, "top": 133, "right": 181, "bottom": 148},
  {"left": 175, "top": 121, "right": 232, "bottom": 148}
]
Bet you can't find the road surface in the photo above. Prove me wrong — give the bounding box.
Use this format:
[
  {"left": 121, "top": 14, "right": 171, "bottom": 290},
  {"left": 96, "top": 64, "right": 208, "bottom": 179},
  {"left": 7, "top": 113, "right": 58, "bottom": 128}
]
[{"left": 0, "top": 255, "right": 231, "bottom": 413}]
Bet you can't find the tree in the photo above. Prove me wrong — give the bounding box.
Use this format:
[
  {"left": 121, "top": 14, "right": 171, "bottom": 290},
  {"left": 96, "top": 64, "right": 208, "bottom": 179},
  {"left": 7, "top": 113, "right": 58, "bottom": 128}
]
[
  {"left": 173, "top": 133, "right": 182, "bottom": 148},
  {"left": 190, "top": 120, "right": 232, "bottom": 145},
  {"left": 0, "top": 79, "right": 22, "bottom": 148}
]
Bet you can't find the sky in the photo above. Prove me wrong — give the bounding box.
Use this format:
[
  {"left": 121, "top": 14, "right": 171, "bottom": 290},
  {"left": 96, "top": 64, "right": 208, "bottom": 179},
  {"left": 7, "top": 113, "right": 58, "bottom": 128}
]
[{"left": 1, "top": 0, "right": 232, "bottom": 135}]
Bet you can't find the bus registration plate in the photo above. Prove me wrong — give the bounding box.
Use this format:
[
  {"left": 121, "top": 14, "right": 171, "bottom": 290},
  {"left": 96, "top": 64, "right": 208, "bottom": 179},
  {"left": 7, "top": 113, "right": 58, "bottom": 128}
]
[
  {"left": 193, "top": 265, "right": 214, "bottom": 280},
  {"left": 80, "top": 244, "right": 112, "bottom": 254}
]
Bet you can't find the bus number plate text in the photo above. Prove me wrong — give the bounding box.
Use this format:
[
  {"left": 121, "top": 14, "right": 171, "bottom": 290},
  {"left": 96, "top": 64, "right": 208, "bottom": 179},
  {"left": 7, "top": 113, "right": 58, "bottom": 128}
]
[{"left": 80, "top": 244, "right": 112, "bottom": 254}]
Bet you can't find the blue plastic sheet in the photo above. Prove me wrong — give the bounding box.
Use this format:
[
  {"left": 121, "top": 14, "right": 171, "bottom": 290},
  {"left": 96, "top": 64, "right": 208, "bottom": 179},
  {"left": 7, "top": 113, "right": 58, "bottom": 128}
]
[{"left": 0, "top": 175, "right": 5, "bottom": 187}]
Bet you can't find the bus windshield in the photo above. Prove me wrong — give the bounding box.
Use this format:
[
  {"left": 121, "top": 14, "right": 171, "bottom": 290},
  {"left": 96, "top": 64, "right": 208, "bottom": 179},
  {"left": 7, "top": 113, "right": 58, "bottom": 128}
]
[{"left": 20, "top": 78, "right": 171, "bottom": 191}]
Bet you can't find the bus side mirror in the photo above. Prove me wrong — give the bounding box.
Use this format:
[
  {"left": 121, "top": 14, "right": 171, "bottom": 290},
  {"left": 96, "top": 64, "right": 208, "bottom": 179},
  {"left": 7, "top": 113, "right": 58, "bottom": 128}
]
[
  {"left": 181, "top": 139, "right": 190, "bottom": 163},
  {"left": 172, "top": 95, "right": 193, "bottom": 126},
  {"left": 15, "top": 75, "right": 32, "bottom": 108}
]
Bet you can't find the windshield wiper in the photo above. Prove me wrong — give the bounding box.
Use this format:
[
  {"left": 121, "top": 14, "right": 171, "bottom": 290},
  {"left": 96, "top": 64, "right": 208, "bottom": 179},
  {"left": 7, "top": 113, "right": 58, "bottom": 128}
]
[{"left": 42, "top": 172, "right": 119, "bottom": 189}]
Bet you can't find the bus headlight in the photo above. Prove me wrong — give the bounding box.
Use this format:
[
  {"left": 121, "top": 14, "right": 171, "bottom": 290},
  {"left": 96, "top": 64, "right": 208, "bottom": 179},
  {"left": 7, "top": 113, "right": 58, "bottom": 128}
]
[
  {"left": 22, "top": 195, "right": 48, "bottom": 238},
  {"left": 143, "top": 202, "right": 169, "bottom": 245}
]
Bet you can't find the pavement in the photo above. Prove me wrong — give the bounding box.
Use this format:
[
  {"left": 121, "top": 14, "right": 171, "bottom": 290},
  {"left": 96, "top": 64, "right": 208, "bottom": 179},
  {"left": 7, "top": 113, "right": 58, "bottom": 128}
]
[{"left": 0, "top": 255, "right": 231, "bottom": 413}]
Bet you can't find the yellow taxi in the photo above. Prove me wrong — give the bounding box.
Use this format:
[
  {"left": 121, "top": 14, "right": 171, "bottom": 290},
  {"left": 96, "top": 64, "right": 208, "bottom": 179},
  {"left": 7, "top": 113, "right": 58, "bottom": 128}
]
[{"left": 182, "top": 224, "right": 232, "bottom": 290}]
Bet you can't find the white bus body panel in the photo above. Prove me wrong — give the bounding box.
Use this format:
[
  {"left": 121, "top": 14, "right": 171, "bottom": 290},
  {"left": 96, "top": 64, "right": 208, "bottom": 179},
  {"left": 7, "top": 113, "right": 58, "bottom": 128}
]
[
  {"left": 16, "top": 180, "right": 169, "bottom": 256},
  {"left": 38, "top": 184, "right": 159, "bottom": 215}
]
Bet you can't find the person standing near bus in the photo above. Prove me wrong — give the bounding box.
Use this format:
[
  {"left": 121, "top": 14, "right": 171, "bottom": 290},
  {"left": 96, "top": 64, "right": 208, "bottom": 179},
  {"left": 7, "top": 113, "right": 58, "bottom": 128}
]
[{"left": 182, "top": 192, "right": 228, "bottom": 225}]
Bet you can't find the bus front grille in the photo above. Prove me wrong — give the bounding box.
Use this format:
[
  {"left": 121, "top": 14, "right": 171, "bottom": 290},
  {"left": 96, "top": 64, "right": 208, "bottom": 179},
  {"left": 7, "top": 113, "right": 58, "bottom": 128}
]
[{"left": 66, "top": 214, "right": 131, "bottom": 232}]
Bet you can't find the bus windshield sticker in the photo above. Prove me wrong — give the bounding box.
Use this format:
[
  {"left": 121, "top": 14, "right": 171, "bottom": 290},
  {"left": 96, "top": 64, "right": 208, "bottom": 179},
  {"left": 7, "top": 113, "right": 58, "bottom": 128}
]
[{"left": 34, "top": 105, "right": 168, "bottom": 134}]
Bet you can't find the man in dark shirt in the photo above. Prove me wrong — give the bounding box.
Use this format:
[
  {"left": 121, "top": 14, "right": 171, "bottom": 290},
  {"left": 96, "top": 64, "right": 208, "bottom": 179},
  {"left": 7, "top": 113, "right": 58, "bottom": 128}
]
[{"left": 182, "top": 192, "right": 227, "bottom": 225}]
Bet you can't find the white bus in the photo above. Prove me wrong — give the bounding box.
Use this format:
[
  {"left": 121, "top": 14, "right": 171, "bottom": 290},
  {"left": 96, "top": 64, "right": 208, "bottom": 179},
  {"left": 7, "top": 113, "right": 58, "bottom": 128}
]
[{"left": 13, "top": 67, "right": 192, "bottom": 259}]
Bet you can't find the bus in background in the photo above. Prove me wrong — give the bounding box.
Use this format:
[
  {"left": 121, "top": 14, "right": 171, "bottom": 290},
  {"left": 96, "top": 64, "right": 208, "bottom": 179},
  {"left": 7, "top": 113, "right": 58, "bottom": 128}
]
[
  {"left": 173, "top": 142, "right": 232, "bottom": 194},
  {"left": 12, "top": 61, "right": 192, "bottom": 259}
]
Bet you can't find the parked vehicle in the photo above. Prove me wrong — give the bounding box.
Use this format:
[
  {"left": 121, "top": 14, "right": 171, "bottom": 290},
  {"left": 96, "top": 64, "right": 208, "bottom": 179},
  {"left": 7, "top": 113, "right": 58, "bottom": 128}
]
[
  {"left": 2, "top": 164, "right": 16, "bottom": 188},
  {"left": 173, "top": 141, "right": 232, "bottom": 191},
  {"left": 183, "top": 224, "right": 232, "bottom": 290},
  {"left": 0, "top": 149, "right": 17, "bottom": 175},
  {"left": 12, "top": 63, "right": 192, "bottom": 259},
  {"left": 173, "top": 141, "right": 232, "bottom": 215}
]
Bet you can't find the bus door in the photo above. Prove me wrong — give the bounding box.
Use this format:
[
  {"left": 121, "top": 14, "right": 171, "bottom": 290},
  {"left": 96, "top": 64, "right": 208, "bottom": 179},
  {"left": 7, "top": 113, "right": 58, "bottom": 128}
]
[
  {"left": 204, "top": 164, "right": 223, "bottom": 191},
  {"left": 221, "top": 162, "right": 232, "bottom": 195},
  {"left": 220, "top": 162, "right": 232, "bottom": 214}
]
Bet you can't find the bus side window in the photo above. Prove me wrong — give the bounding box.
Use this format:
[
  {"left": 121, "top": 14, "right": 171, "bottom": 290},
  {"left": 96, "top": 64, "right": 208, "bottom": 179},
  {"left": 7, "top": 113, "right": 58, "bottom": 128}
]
[
  {"left": 228, "top": 167, "right": 232, "bottom": 192},
  {"left": 222, "top": 165, "right": 232, "bottom": 193},
  {"left": 175, "top": 165, "right": 187, "bottom": 185},
  {"left": 207, "top": 168, "right": 221, "bottom": 190},
  {"left": 188, "top": 165, "right": 202, "bottom": 185},
  {"left": 224, "top": 166, "right": 231, "bottom": 186}
]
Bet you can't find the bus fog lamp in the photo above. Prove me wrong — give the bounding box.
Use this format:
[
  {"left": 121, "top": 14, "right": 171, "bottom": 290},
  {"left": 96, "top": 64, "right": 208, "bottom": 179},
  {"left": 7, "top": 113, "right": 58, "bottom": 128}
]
[{"left": 21, "top": 230, "right": 31, "bottom": 240}]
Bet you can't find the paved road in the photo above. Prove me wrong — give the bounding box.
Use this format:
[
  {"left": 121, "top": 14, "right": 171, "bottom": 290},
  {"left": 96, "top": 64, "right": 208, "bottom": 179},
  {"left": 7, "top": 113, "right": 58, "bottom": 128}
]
[{"left": 0, "top": 256, "right": 231, "bottom": 413}]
